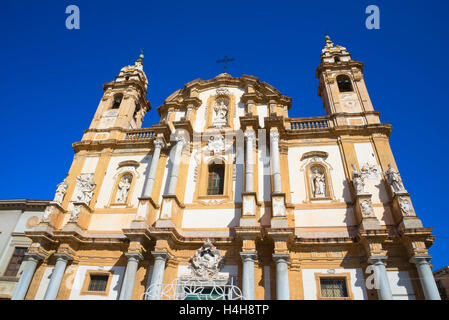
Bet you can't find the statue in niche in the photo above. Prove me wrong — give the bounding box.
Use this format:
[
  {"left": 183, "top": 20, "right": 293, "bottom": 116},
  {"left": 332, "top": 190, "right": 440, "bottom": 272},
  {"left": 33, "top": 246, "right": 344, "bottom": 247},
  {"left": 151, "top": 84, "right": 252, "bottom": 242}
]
[
  {"left": 53, "top": 179, "right": 68, "bottom": 205},
  {"left": 213, "top": 97, "right": 229, "bottom": 127},
  {"left": 75, "top": 173, "right": 96, "bottom": 204},
  {"left": 310, "top": 166, "right": 326, "bottom": 198},
  {"left": 352, "top": 164, "right": 367, "bottom": 195},
  {"left": 360, "top": 199, "right": 373, "bottom": 217},
  {"left": 116, "top": 174, "right": 132, "bottom": 203},
  {"left": 384, "top": 164, "right": 405, "bottom": 193}
]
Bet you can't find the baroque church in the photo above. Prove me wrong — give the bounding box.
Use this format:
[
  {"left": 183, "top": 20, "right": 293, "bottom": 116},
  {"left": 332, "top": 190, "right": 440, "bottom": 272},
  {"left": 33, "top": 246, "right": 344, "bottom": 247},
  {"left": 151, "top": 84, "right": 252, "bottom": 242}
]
[{"left": 11, "top": 36, "right": 441, "bottom": 300}]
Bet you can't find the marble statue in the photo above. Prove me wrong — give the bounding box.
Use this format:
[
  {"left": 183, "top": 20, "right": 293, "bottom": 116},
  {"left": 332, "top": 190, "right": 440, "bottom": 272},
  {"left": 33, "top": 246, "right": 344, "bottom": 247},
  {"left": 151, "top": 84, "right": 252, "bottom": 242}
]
[
  {"left": 384, "top": 164, "right": 405, "bottom": 193},
  {"left": 75, "top": 173, "right": 96, "bottom": 204},
  {"left": 352, "top": 164, "right": 367, "bottom": 194},
  {"left": 53, "top": 179, "right": 68, "bottom": 205},
  {"left": 116, "top": 175, "right": 132, "bottom": 203},
  {"left": 213, "top": 97, "right": 228, "bottom": 127},
  {"left": 311, "top": 166, "right": 326, "bottom": 197}
]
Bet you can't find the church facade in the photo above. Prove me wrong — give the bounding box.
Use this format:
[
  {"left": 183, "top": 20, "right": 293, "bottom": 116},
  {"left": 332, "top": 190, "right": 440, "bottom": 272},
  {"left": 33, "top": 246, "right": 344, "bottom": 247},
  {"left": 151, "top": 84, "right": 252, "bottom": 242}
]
[{"left": 13, "top": 37, "right": 441, "bottom": 300}]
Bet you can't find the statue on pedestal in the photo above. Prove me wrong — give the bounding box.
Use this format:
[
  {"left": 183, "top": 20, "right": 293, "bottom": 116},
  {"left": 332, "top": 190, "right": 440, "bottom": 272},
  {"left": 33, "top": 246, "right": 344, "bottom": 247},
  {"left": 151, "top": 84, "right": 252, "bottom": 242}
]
[
  {"left": 352, "top": 164, "right": 367, "bottom": 195},
  {"left": 53, "top": 179, "right": 68, "bottom": 205},
  {"left": 384, "top": 164, "right": 405, "bottom": 193}
]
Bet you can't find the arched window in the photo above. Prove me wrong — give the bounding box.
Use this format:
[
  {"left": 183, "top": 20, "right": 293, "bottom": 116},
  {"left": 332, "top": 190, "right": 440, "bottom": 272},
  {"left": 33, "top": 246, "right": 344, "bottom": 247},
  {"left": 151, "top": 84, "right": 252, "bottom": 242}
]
[
  {"left": 112, "top": 94, "right": 123, "bottom": 109},
  {"left": 207, "top": 164, "right": 224, "bottom": 195},
  {"left": 336, "top": 75, "right": 353, "bottom": 92}
]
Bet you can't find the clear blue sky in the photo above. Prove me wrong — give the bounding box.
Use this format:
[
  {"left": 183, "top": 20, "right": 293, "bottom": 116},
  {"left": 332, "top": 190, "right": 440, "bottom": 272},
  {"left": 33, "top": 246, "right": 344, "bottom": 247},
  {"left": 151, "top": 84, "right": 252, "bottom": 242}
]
[{"left": 1, "top": 1, "right": 448, "bottom": 269}]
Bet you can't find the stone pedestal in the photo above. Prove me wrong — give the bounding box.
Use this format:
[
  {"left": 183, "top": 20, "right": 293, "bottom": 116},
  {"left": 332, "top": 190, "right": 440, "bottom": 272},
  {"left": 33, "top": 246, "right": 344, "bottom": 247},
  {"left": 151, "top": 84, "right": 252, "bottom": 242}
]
[
  {"left": 40, "top": 201, "right": 66, "bottom": 227},
  {"left": 155, "top": 195, "right": 183, "bottom": 228},
  {"left": 354, "top": 193, "right": 381, "bottom": 230},
  {"left": 391, "top": 192, "right": 423, "bottom": 231},
  {"left": 240, "top": 192, "right": 259, "bottom": 227},
  {"left": 67, "top": 202, "right": 93, "bottom": 230},
  {"left": 135, "top": 197, "right": 159, "bottom": 226},
  {"left": 271, "top": 193, "right": 289, "bottom": 228}
]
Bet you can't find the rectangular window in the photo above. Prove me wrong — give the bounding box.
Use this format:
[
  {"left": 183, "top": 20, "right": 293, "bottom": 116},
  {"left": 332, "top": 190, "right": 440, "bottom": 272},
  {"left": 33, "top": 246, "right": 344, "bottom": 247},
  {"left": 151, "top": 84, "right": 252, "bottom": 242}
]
[
  {"left": 320, "top": 278, "right": 348, "bottom": 298},
  {"left": 88, "top": 275, "right": 109, "bottom": 292},
  {"left": 4, "top": 247, "right": 27, "bottom": 277}
]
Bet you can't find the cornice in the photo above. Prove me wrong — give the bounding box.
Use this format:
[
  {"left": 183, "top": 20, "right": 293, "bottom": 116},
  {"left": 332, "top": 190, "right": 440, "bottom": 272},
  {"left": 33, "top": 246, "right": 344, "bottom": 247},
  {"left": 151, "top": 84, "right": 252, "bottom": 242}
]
[
  {"left": 0, "top": 199, "right": 50, "bottom": 211},
  {"left": 315, "top": 60, "right": 364, "bottom": 78}
]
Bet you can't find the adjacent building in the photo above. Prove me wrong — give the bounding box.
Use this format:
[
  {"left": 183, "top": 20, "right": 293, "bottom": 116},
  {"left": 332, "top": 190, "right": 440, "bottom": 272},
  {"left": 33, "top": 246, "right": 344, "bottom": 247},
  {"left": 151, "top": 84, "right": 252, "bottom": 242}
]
[
  {"left": 434, "top": 266, "right": 449, "bottom": 300},
  {"left": 0, "top": 199, "right": 48, "bottom": 299}
]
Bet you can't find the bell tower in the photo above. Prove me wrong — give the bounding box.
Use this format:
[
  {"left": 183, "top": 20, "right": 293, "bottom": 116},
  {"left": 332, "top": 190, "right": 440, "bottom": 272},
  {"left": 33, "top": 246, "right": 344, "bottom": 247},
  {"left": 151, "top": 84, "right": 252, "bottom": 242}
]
[
  {"left": 86, "top": 53, "right": 151, "bottom": 134},
  {"left": 316, "top": 36, "right": 380, "bottom": 126}
]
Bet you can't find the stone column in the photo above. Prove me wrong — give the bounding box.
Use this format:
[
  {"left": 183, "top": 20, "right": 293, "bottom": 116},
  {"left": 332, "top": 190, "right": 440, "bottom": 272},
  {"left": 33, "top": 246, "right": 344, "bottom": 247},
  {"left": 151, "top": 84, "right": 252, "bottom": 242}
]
[
  {"left": 119, "top": 253, "right": 143, "bottom": 300},
  {"left": 43, "top": 253, "right": 73, "bottom": 300},
  {"left": 244, "top": 129, "right": 255, "bottom": 193},
  {"left": 11, "top": 254, "right": 43, "bottom": 300},
  {"left": 240, "top": 252, "right": 257, "bottom": 300},
  {"left": 147, "top": 252, "right": 170, "bottom": 300},
  {"left": 142, "top": 138, "right": 165, "bottom": 198},
  {"left": 368, "top": 256, "right": 393, "bottom": 300},
  {"left": 269, "top": 128, "right": 282, "bottom": 193},
  {"left": 167, "top": 136, "right": 186, "bottom": 195},
  {"left": 411, "top": 256, "right": 441, "bottom": 300},
  {"left": 273, "top": 253, "right": 290, "bottom": 300}
]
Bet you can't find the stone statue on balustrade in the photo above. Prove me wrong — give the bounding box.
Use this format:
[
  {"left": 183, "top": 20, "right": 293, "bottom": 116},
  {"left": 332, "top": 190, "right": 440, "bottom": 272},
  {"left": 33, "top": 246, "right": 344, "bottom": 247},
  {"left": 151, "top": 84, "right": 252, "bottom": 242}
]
[
  {"left": 352, "top": 164, "right": 367, "bottom": 195},
  {"left": 384, "top": 164, "right": 406, "bottom": 194},
  {"left": 75, "top": 173, "right": 96, "bottom": 205},
  {"left": 53, "top": 179, "right": 68, "bottom": 205}
]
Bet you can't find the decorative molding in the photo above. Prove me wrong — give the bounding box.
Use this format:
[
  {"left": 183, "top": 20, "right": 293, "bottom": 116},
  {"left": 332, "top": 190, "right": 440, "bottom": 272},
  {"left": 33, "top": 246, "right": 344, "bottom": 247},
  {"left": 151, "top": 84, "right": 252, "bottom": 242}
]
[
  {"left": 300, "top": 151, "right": 329, "bottom": 161},
  {"left": 117, "top": 160, "right": 140, "bottom": 169}
]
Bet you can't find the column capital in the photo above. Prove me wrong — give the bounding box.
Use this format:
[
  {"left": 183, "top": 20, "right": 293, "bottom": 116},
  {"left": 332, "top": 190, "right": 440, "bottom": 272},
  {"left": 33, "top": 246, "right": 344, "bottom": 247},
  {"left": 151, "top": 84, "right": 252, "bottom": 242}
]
[
  {"left": 410, "top": 255, "right": 432, "bottom": 265},
  {"left": 24, "top": 253, "right": 45, "bottom": 262},
  {"left": 367, "top": 255, "right": 388, "bottom": 265},
  {"left": 151, "top": 251, "right": 171, "bottom": 261},
  {"left": 244, "top": 129, "right": 256, "bottom": 140},
  {"left": 174, "top": 135, "right": 188, "bottom": 148},
  {"left": 53, "top": 253, "right": 74, "bottom": 262},
  {"left": 269, "top": 128, "right": 280, "bottom": 142},
  {"left": 125, "top": 252, "right": 144, "bottom": 261},
  {"left": 272, "top": 253, "right": 290, "bottom": 263},
  {"left": 153, "top": 137, "right": 166, "bottom": 149},
  {"left": 240, "top": 252, "right": 257, "bottom": 262}
]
